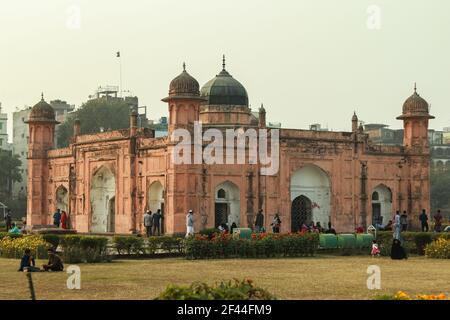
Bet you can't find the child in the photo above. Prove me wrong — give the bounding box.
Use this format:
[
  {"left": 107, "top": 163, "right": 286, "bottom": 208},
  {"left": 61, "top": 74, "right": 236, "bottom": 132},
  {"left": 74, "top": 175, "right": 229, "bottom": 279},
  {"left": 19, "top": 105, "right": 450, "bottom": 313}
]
[{"left": 371, "top": 240, "right": 381, "bottom": 258}]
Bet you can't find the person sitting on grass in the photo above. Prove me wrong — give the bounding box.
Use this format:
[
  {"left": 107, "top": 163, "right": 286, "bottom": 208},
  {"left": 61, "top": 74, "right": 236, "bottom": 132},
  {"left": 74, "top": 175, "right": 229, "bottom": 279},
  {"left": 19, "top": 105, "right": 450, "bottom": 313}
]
[
  {"left": 390, "top": 239, "right": 407, "bottom": 260},
  {"left": 43, "top": 248, "right": 64, "bottom": 272},
  {"left": 18, "top": 249, "right": 40, "bottom": 272},
  {"left": 9, "top": 223, "right": 21, "bottom": 235}
]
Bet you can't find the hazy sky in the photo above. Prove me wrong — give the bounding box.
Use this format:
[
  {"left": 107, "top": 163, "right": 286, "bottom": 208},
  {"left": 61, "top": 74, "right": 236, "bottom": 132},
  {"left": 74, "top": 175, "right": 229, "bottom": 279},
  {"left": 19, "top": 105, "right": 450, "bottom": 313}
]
[{"left": 1, "top": 0, "right": 450, "bottom": 141}]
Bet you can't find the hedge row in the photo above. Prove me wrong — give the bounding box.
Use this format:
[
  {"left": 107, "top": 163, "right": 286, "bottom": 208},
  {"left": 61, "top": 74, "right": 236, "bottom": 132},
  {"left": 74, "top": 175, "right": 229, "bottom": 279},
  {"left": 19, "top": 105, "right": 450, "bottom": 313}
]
[
  {"left": 376, "top": 231, "right": 450, "bottom": 256},
  {"left": 113, "top": 236, "right": 184, "bottom": 256},
  {"left": 186, "top": 232, "right": 319, "bottom": 259}
]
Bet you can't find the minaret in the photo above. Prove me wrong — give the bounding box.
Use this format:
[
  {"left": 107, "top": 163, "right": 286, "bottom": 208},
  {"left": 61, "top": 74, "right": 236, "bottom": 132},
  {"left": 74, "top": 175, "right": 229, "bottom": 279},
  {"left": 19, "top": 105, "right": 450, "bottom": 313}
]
[
  {"left": 259, "top": 104, "right": 266, "bottom": 128},
  {"left": 162, "top": 63, "right": 204, "bottom": 135},
  {"left": 397, "top": 83, "right": 434, "bottom": 149},
  {"left": 25, "top": 94, "right": 59, "bottom": 226},
  {"left": 352, "top": 112, "right": 358, "bottom": 132}
]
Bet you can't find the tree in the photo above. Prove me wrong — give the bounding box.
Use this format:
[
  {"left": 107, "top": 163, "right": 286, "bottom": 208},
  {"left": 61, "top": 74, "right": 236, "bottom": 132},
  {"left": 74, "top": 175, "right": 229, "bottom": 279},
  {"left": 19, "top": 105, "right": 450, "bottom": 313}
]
[
  {"left": 430, "top": 169, "right": 450, "bottom": 212},
  {"left": 57, "top": 99, "right": 132, "bottom": 148},
  {"left": 0, "top": 150, "right": 22, "bottom": 197}
]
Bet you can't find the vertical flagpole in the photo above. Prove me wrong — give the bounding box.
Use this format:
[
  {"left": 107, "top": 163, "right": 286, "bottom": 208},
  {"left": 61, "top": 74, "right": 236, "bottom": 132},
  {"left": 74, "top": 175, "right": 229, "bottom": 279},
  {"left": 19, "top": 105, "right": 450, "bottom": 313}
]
[{"left": 119, "top": 52, "right": 123, "bottom": 98}]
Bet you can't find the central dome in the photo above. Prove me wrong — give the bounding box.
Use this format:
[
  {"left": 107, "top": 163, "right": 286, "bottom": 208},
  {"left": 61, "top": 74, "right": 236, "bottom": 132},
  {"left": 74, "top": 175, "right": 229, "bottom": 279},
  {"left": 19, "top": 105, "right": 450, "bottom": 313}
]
[
  {"left": 28, "top": 94, "right": 56, "bottom": 122},
  {"left": 200, "top": 57, "right": 249, "bottom": 106}
]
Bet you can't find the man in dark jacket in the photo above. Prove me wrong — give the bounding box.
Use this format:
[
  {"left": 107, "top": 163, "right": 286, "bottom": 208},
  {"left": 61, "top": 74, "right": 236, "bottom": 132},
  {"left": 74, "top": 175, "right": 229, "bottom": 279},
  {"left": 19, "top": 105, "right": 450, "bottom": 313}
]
[
  {"left": 255, "top": 209, "right": 264, "bottom": 233},
  {"left": 419, "top": 209, "right": 429, "bottom": 232},
  {"left": 43, "top": 249, "right": 64, "bottom": 272},
  {"left": 53, "top": 209, "right": 61, "bottom": 227},
  {"left": 152, "top": 209, "right": 162, "bottom": 236}
]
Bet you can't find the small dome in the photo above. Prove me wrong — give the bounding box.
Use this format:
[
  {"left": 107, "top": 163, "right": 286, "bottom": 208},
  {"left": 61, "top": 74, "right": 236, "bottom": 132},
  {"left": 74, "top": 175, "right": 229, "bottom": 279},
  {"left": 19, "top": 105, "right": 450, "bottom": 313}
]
[
  {"left": 29, "top": 94, "right": 56, "bottom": 122},
  {"left": 402, "top": 85, "right": 429, "bottom": 115},
  {"left": 168, "top": 63, "right": 200, "bottom": 97},
  {"left": 200, "top": 56, "right": 249, "bottom": 106}
]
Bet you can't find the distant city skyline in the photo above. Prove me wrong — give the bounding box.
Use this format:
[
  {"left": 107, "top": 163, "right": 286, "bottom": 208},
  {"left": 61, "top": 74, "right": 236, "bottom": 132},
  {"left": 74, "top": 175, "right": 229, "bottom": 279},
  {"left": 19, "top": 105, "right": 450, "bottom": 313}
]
[{"left": 1, "top": 0, "right": 450, "bottom": 141}]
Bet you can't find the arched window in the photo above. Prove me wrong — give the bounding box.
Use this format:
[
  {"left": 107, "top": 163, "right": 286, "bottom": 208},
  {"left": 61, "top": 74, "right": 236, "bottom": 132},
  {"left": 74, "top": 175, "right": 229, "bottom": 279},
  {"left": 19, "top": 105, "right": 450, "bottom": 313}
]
[
  {"left": 372, "top": 191, "right": 379, "bottom": 201},
  {"left": 217, "top": 189, "right": 226, "bottom": 199}
]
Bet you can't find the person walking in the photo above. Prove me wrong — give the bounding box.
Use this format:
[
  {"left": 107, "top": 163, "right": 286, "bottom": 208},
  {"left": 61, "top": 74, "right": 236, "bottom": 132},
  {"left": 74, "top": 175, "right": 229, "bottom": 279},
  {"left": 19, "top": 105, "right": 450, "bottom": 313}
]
[
  {"left": 186, "top": 210, "right": 194, "bottom": 238},
  {"left": 53, "top": 209, "right": 61, "bottom": 228},
  {"left": 434, "top": 209, "right": 443, "bottom": 233},
  {"left": 400, "top": 211, "right": 408, "bottom": 232},
  {"left": 143, "top": 210, "right": 152, "bottom": 237},
  {"left": 254, "top": 209, "right": 264, "bottom": 233},
  {"left": 271, "top": 214, "right": 281, "bottom": 233},
  {"left": 393, "top": 211, "right": 402, "bottom": 240},
  {"left": 152, "top": 209, "right": 162, "bottom": 236},
  {"left": 419, "top": 209, "right": 429, "bottom": 232},
  {"left": 60, "top": 211, "right": 68, "bottom": 229},
  {"left": 5, "top": 210, "right": 12, "bottom": 232}
]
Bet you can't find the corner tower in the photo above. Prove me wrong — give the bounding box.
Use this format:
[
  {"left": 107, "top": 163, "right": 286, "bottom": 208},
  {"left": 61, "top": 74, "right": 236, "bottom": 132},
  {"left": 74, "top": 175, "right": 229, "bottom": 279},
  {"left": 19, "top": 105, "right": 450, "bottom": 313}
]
[
  {"left": 397, "top": 84, "right": 434, "bottom": 150},
  {"left": 25, "top": 94, "right": 59, "bottom": 226}
]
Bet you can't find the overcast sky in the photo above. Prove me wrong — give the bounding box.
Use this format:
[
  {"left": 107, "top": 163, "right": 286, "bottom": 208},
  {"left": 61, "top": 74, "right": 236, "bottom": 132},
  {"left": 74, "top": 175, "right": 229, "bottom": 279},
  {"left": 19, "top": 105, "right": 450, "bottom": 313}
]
[{"left": 1, "top": 0, "right": 449, "bottom": 141}]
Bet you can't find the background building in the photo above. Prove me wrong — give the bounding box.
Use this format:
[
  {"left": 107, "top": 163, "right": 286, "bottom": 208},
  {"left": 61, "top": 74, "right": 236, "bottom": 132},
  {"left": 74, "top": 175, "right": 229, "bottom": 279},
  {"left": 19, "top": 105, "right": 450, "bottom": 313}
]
[{"left": 0, "top": 103, "right": 12, "bottom": 151}]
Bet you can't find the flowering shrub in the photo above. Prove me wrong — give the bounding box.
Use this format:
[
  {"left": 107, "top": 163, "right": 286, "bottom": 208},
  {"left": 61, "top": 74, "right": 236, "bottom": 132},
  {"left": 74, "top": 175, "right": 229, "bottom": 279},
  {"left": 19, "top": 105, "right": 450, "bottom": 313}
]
[
  {"left": 377, "top": 291, "right": 448, "bottom": 300},
  {"left": 186, "top": 232, "right": 319, "bottom": 259},
  {"left": 425, "top": 238, "right": 450, "bottom": 259},
  {"left": 155, "top": 279, "right": 277, "bottom": 300},
  {"left": 0, "top": 235, "right": 51, "bottom": 259}
]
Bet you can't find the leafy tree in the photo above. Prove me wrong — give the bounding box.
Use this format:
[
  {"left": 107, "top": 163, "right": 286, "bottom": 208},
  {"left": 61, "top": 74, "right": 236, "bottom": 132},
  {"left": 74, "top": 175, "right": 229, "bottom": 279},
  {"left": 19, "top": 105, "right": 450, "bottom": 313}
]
[
  {"left": 57, "top": 99, "right": 132, "bottom": 148},
  {"left": 0, "top": 150, "right": 22, "bottom": 197},
  {"left": 430, "top": 169, "right": 450, "bottom": 212}
]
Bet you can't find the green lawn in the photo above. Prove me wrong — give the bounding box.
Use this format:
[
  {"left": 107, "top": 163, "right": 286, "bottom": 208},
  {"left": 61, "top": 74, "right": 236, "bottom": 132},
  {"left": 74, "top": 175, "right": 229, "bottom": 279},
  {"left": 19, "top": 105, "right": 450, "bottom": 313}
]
[{"left": 0, "top": 255, "right": 448, "bottom": 300}]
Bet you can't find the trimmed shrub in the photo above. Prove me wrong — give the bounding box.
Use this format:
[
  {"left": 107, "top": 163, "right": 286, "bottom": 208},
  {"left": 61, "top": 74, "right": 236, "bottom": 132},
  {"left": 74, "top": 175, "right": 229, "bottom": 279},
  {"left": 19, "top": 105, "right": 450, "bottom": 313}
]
[
  {"left": 185, "top": 232, "right": 319, "bottom": 260},
  {"left": 376, "top": 231, "right": 449, "bottom": 256},
  {"left": 155, "top": 279, "right": 277, "bottom": 300},
  {"left": 113, "top": 236, "right": 145, "bottom": 255},
  {"left": 60, "top": 235, "right": 109, "bottom": 263},
  {"left": 42, "top": 234, "right": 61, "bottom": 249}
]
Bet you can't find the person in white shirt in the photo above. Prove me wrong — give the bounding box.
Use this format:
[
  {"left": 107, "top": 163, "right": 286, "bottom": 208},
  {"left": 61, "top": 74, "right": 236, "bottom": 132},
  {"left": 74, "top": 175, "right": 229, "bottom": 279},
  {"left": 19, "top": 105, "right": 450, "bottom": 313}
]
[{"left": 186, "top": 210, "right": 194, "bottom": 238}]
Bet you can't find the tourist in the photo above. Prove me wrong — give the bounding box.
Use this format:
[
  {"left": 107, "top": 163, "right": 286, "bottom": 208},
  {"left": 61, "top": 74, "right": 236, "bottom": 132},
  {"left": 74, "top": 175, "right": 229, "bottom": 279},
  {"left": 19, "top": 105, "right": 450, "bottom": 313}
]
[
  {"left": 143, "top": 210, "right": 152, "bottom": 237},
  {"left": 185, "top": 210, "right": 194, "bottom": 238},
  {"left": 18, "top": 249, "right": 40, "bottom": 272},
  {"left": 390, "top": 239, "right": 407, "bottom": 260},
  {"left": 355, "top": 226, "right": 364, "bottom": 234},
  {"left": 60, "top": 211, "right": 68, "bottom": 229},
  {"left": 9, "top": 223, "right": 21, "bottom": 235},
  {"left": 5, "top": 210, "right": 12, "bottom": 232},
  {"left": 152, "top": 209, "right": 162, "bottom": 236},
  {"left": 230, "top": 222, "right": 237, "bottom": 234},
  {"left": 42, "top": 248, "right": 64, "bottom": 272},
  {"left": 371, "top": 240, "right": 380, "bottom": 258},
  {"left": 316, "top": 222, "right": 323, "bottom": 233},
  {"left": 419, "top": 209, "right": 429, "bottom": 232},
  {"left": 325, "top": 222, "right": 336, "bottom": 235},
  {"left": 254, "top": 209, "right": 264, "bottom": 233},
  {"left": 433, "top": 210, "right": 443, "bottom": 233},
  {"left": 53, "top": 209, "right": 61, "bottom": 228},
  {"left": 301, "top": 223, "right": 309, "bottom": 233},
  {"left": 400, "top": 211, "right": 408, "bottom": 232},
  {"left": 393, "top": 211, "right": 401, "bottom": 240},
  {"left": 271, "top": 214, "right": 281, "bottom": 233}
]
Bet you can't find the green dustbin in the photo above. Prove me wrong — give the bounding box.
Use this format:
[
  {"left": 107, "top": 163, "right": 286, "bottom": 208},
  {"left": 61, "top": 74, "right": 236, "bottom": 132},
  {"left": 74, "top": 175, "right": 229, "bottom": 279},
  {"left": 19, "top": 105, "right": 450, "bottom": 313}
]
[
  {"left": 233, "top": 228, "right": 252, "bottom": 239},
  {"left": 356, "top": 233, "right": 374, "bottom": 248},
  {"left": 337, "top": 234, "right": 356, "bottom": 248},
  {"left": 319, "top": 234, "right": 338, "bottom": 249}
]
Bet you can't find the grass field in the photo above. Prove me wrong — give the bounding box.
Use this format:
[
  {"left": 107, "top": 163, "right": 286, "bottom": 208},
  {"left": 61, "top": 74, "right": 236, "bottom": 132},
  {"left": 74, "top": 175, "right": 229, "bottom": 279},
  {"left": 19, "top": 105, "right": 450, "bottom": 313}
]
[{"left": 0, "top": 256, "right": 448, "bottom": 300}]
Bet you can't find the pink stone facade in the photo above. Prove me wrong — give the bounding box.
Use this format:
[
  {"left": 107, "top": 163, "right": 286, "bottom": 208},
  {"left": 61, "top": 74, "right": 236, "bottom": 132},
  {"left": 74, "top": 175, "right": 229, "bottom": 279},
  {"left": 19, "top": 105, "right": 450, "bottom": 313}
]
[{"left": 27, "top": 65, "right": 434, "bottom": 234}]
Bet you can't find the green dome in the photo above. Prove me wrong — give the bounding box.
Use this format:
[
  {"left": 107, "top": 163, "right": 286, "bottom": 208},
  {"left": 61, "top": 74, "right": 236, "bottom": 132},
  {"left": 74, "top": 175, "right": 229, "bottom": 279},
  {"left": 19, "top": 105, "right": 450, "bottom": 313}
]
[{"left": 200, "top": 63, "right": 248, "bottom": 106}]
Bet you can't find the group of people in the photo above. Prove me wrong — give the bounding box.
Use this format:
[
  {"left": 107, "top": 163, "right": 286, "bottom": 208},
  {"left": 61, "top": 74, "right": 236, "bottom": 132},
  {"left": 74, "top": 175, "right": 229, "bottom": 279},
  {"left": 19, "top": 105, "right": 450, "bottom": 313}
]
[
  {"left": 374, "top": 209, "right": 446, "bottom": 234},
  {"left": 371, "top": 239, "right": 407, "bottom": 260},
  {"left": 143, "top": 209, "right": 163, "bottom": 236},
  {"left": 18, "top": 248, "right": 64, "bottom": 272},
  {"left": 419, "top": 209, "right": 445, "bottom": 232},
  {"left": 52, "top": 209, "right": 69, "bottom": 229},
  {"left": 3, "top": 209, "right": 27, "bottom": 235}
]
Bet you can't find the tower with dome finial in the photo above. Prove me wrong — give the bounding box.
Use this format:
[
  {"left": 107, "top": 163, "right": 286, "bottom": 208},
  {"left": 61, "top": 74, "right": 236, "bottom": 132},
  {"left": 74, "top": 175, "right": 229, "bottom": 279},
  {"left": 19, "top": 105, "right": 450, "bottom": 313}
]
[
  {"left": 25, "top": 94, "right": 59, "bottom": 226},
  {"left": 397, "top": 83, "right": 434, "bottom": 149}
]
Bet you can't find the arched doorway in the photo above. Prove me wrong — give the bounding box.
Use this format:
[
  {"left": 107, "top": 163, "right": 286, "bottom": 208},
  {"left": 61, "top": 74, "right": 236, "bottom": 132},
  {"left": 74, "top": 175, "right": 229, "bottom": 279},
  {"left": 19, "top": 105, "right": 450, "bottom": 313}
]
[
  {"left": 290, "top": 165, "right": 331, "bottom": 230},
  {"left": 55, "top": 186, "right": 68, "bottom": 213},
  {"left": 148, "top": 181, "right": 165, "bottom": 214},
  {"left": 291, "top": 195, "right": 312, "bottom": 232},
  {"left": 214, "top": 181, "right": 240, "bottom": 228},
  {"left": 90, "top": 166, "right": 116, "bottom": 233},
  {"left": 371, "top": 185, "right": 392, "bottom": 227}
]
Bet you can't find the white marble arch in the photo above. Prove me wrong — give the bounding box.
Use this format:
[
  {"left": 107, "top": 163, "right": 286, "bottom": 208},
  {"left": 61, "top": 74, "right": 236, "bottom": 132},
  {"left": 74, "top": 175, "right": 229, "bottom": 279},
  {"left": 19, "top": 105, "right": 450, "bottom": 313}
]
[
  {"left": 290, "top": 165, "right": 331, "bottom": 226},
  {"left": 90, "top": 166, "right": 116, "bottom": 233},
  {"left": 215, "top": 181, "right": 241, "bottom": 227},
  {"left": 55, "top": 185, "right": 68, "bottom": 213},
  {"left": 148, "top": 181, "right": 164, "bottom": 214},
  {"left": 371, "top": 184, "right": 392, "bottom": 226}
]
